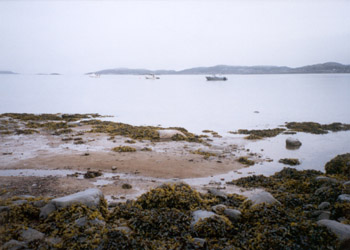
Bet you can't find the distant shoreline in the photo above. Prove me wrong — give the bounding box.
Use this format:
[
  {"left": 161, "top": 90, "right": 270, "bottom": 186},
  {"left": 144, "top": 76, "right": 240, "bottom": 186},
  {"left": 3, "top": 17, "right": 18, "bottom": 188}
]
[{"left": 88, "top": 62, "right": 350, "bottom": 75}]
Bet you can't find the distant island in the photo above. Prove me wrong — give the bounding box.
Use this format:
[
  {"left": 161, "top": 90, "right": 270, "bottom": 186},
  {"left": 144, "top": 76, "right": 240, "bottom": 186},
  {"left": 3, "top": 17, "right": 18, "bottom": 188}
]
[
  {"left": 0, "top": 70, "right": 16, "bottom": 75},
  {"left": 37, "top": 73, "right": 62, "bottom": 76},
  {"left": 87, "top": 62, "right": 350, "bottom": 75}
]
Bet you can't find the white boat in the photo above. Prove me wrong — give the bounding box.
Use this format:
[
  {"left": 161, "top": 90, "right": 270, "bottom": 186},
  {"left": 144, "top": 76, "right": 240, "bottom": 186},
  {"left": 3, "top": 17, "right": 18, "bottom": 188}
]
[
  {"left": 89, "top": 73, "right": 100, "bottom": 78},
  {"left": 206, "top": 75, "right": 227, "bottom": 81},
  {"left": 145, "top": 74, "right": 160, "bottom": 80}
]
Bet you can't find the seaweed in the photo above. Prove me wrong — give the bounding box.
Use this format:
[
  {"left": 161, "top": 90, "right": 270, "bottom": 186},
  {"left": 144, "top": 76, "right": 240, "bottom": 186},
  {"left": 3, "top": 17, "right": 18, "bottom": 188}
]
[
  {"left": 190, "top": 149, "right": 217, "bottom": 159},
  {"left": 237, "top": 128, "right": 285, "bottom": 139},
  {"left": 0, "top": 178, "right": 342, "bottom": 249},
  {"left": 286, "top": 122, "right": 350, "bottom": 134},
  {"left": 83, "top": 120, "right": 202, "bottom": 143},
  {"left": 140, "top": 147, "right": 152, "bottom": 152},
  {"left": 136, "top": 183, "right": 203, "bottom": 210},
  {"left": 278, "top": 158, "right": 301, "bottom": 166},
  {"left": 124, "top": 139, "right": 136, "bottom": 144},
  {"left": 112, "top": 146, "right": 137, "bottom": 153},
  {"left": 238, "top": 157, "right": 255, "bottom": 166},
  {"left": 15, "top": 129, "right": 39, "bottom": 135},
  {"left": 0, "top": 113, "right": 100, "bottom": 122},
  {"left": 325, "top": 153, "right": 350, "bottom": 179}
]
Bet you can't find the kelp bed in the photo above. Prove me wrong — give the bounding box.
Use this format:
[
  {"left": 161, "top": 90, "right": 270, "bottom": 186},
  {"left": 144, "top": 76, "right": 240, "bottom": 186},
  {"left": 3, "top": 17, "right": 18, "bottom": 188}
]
[
  {"left": 0, "top": 113, "right": 202, "bottom": 143},
  {"left": 2, "top": 153, "right": 350, "bottom": 249}
]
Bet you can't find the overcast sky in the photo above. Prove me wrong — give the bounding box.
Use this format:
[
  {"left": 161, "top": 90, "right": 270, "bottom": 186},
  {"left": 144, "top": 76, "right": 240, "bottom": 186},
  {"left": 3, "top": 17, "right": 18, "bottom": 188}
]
[{"left": 0, "top": 0, "right": 350, "bottom": 74}]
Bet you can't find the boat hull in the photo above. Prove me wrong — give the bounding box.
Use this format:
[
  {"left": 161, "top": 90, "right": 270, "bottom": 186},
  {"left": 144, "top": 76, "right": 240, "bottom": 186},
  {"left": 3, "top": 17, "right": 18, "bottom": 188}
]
[{"left": 206, "top": 76, "right": 227, "bottom": 81}]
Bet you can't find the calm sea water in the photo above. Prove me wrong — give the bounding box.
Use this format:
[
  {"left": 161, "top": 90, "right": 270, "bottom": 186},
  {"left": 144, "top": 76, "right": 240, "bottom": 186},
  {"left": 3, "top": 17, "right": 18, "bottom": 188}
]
[
  {"left": 1, "top": 74, "right": 350, "bottom": 173},
  {"left": 1, "top": 74, "right": 350, "bottom": 134}
]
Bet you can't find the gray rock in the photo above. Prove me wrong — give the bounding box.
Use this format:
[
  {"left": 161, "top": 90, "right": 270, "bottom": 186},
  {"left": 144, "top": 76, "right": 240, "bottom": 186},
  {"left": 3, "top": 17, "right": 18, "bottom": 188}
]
[
  {"left": 40, "top": 203, "right": 56, "bottom": 218},
  {"left": 247, "top": 191, "right": 280, "bottom": 206},
  {"left": 90, "top": 218, "right": 106, "bottom": 226},
  {"left": 75, "top": 216, "right": 106, "bottom": 227},
  {"left": 224, "top": 209, "right": 241, "bottom": 221},
  {"left": 304, "top": 204, "right": 314, "bottom": 210},
  {"left": 315, "top": 176, "right": 338, "bottom": 184},
  {"left": 193, "top": 238, "right": 206, "bottom": 247},
  {"left": 17, "top": 195, "right": 35, "bottom": 199},
  {"left": 191, "top": 210, "right": 216, "bottom": 226},
  {"left": 40, "top": 188, "right": 103, "bottom": 218},
  {"left": 318, "top": 202, "right": 331, "bottom": 210},
  {"left": 115, "top": 226, "right": 132, "bottom": 234},
  {"left": 317, "top": 211, "right": 331, "bottom": 221},
  {"left": 158, "top": 129, "right": 186, "bottom": 139},
  {"left": 311, "top": 210, "right": 324, "bottom": 217},
  {"left": 338, "top": 194, "right": 350, "bottom": 202},
  {"left": 318, "top": 219, "right": 350, "bottom": 240},
  {"left": 2, "top": 240, "right": 28, "bottom": 250},
  {"left": 286, "top": 138, "right": 302, "bottom": 148},
  {"left": 344, "top": 181, "right": 350, "bottom": 186},
  {"left": 337, "top": 217, "right": 347, "bottom": 223},
  {"left": 108, "top": 202, "right": 118, "bottom": 208},
  {"left": 45, "top": 237, "right": 62, "bottom": 246},
  {"left": 12, "top": 200, "right": 28, "bottom": 206},
  {"left": 75, "top": 217, "right": 88, "bottom": 227},
  {"left": 33, "top": 200, "right": 46, "bottom": 208},
  {"left": 0, "top": 206, "right": 10, "bottom": 212},
  {"left": 211, "top": 204, "right": 227, "bottom": 214},
  {"left": 208, "top": 188, "right": 227, "bottom": 200},
  {"left": 20, "top": 228, "right": 44, "bottom": 242},
  {"left": 315, "top": 186, "right": 331, "bottom": 196}
]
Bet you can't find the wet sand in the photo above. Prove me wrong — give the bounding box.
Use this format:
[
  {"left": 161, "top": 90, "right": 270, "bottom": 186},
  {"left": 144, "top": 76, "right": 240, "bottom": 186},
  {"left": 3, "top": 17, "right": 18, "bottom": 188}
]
[{"left": 0, "top": 123, "right": 261, "bottom": 200}]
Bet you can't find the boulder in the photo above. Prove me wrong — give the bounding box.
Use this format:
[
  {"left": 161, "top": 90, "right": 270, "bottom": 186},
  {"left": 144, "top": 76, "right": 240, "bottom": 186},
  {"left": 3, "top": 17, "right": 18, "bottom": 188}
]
[
  {"left": 12, "top": 200, "right": 28, "bottom": 206},
  {"left": 211, "top": 204, "right": 227, "bottom": 214},
  {"left": 315, "top": 176, "right": 338, "bottom": 184},
  {"left": 75, "top": 216, "right": 106, "bottom": 227},
  {"left": 2, "top": 240, "right": 28, "bottom": 250},
  {"left": 344, "top": 181, "right": 350, "bottom": 193},
  {"left": 208, "top": 188, "right": 227, "bottom": 200},
  {"left": 338, "top": 194, "right": 350, "bottom": 203},
  {"left": 246, "top": 191, "right": 280, "bottom": 206},
  {"left": 191, "top": 210, "right": 216, "bottom": 226},
  {"left": 318, "top": 202, "right": 331, "bottom": 210},
  {"left": 317, "top": 219, "right": 350, "bottom": 240},
  {"left": 115, "top": 226, "right": 132, "bottom": 234},
  {"left": 158, "top": 129, "right": 186, "bottom": 139},
  {"left": 40, "top": 188, "right": 103, "bottom": 218},
  {"left": 0, "top": 206, "right": 10, "bottom": 212},
  {"left": 84, "top": 170, "right": 102, "bottom": 179},
  {"left": 317, "top": 211, "right": 331, "bottom": 221},
  {"left": 33, "top": 200, "right": 46, "bottom": 208},
  {"left": 20, "top": 228, "right": 44, "bottom": 242},
  {"left": 191, "top": 210, "right": 233, "bottom": 237},
  {"left": 286, "top": 138, "right": 302, "bottom": 149},
  {"left": 314, "top": 186, "right": 331, "bottom": 196},
  {"left": 45, "top": 237, "right": 62, "bottom": 246},
  {"left": 224, "top": 209, "right": 242, "bottom": 221},
  {"left": 193, "top": 238, "right": 206, "bottom": 248}
]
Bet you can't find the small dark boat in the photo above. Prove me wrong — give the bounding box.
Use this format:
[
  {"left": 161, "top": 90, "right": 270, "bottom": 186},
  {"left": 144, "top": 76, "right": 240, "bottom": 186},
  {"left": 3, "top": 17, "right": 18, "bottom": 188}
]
[{"left": 206, "top": 75, "right": 227, "bottom": 81}]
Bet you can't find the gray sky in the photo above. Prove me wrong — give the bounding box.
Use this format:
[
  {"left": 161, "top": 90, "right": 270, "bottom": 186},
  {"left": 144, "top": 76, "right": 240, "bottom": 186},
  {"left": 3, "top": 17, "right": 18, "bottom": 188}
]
[{"left": 1, "top": 0, "right": 350, "bottom": 74}]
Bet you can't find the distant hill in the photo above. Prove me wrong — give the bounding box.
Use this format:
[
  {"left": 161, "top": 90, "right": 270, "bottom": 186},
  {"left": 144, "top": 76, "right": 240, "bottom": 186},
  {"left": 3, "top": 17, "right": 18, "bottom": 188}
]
[
  {"left": 87, "top": 62, "right": 350, "bottom": 75},
  {"left": 0, "top": 70, "right": 16, "bottom": 75}
]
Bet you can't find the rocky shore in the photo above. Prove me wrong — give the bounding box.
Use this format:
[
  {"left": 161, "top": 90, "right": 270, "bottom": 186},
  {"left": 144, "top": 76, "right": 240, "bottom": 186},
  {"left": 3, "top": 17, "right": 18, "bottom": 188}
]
[
  {"left": 1, "top": 113, "right": 350, "bottom": 249},
  {"left": 1, "top": 154, "right": 350, "bottom": 249}
]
